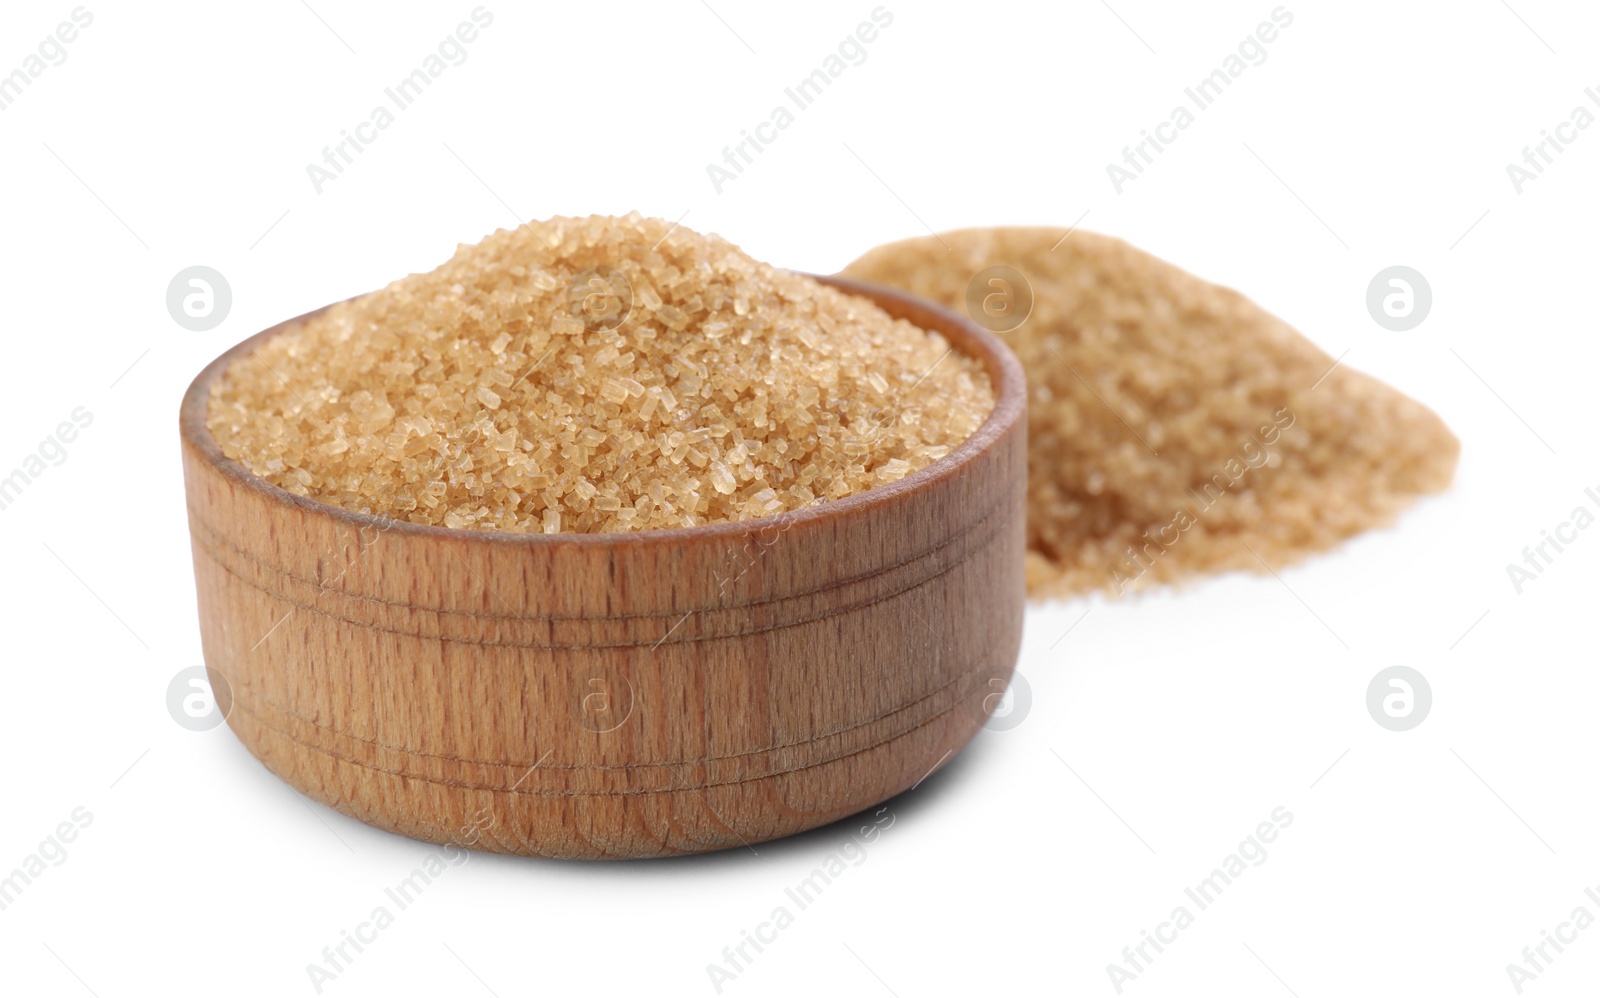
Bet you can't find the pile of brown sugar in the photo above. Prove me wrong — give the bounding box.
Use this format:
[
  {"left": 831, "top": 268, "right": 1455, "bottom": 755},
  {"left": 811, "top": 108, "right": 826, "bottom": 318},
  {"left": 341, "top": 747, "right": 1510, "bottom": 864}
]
[
  {"left": 843, "top": 227, "right": 1459, "bottom": 597},
  {"left": 206, "top": 214, "right": 994, "bottom": 533}
]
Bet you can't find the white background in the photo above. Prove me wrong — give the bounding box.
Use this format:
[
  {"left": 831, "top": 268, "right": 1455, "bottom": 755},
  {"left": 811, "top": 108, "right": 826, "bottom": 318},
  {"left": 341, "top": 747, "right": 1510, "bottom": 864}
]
[{"left": 1, "top": 1, "right": 1596, "bottom": 995}]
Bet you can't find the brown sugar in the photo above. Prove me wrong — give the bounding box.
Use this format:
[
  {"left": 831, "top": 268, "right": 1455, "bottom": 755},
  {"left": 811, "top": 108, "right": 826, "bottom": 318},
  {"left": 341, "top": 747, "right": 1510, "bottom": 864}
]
[
  {"left": 206, "top": 214, "right": 994, "bottom": 533},
  {"left": 843, "top": 227, "right": 1459, "bottom": 597}
]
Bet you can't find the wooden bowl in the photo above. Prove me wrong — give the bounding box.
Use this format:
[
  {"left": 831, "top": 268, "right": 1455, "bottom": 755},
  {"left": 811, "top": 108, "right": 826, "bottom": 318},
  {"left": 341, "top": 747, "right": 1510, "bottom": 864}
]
[{"left": 179, "top": 274, "right": 1026, "bottom": 859}]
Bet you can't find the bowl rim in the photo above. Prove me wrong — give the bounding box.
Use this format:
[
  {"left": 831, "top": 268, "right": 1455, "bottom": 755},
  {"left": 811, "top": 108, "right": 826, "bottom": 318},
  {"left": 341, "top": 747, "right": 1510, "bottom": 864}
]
[{"left": 180, "top": 272, "right": 1026, "bottom": 549}]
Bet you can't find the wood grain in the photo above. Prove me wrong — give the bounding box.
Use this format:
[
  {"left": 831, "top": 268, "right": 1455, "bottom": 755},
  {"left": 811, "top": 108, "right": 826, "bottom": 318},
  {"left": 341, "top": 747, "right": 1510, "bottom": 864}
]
[{"left": 179, "top": 275, "right": 1027, "bottom": 859}]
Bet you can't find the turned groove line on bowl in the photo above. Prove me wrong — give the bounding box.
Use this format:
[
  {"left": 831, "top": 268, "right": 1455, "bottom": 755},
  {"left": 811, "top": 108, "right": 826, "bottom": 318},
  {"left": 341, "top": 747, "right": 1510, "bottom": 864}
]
[
  {"left": 242, "top": 660, "right": 977, "bottom": 770},
  {"left": 228, "top": 682, "right": 979, "bottom": 796},
  {"left": 184, "top": 477, "right": 1020, "bottom": 640}
]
